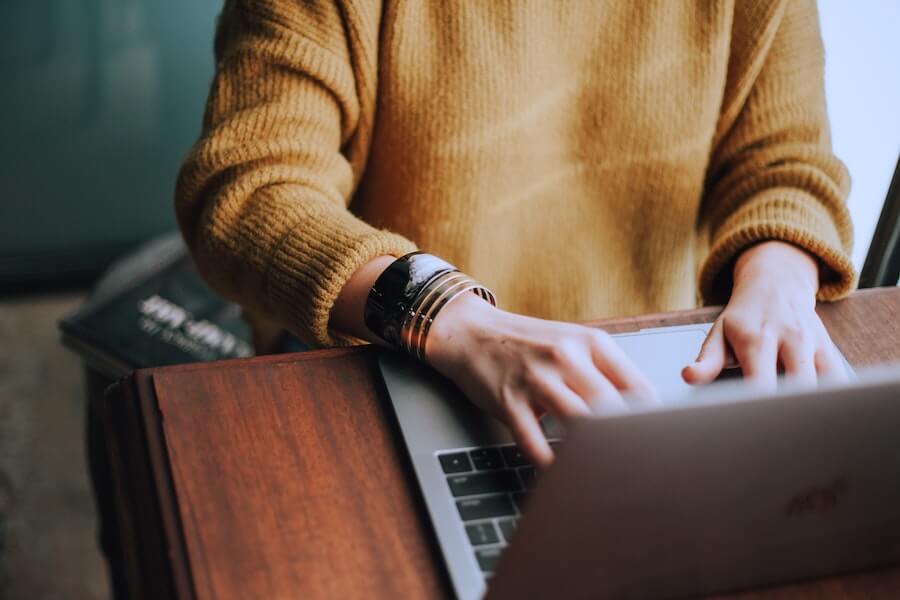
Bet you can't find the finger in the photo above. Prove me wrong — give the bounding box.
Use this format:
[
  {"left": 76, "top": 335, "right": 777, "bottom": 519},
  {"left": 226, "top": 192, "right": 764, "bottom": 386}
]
[
  {"left": 576, "top": 371, "right": 628, "bottom": 413},
  {"left": 682, "top": 319, "right": 727, "bottom": 385},
  {"left": 528, "top": 372, "right": 593, "bottom": 419},
  {"left": 552, "top": 341, "right": 632, "bottom": 408},
  {"left": 732, "top": 327, "right": 778, "bottom": 391},
  {"left": 591, "top": 335, "right": 656, "bottom": 401},
  {"left": 779, "top": 337, "right": 817, "bottom": 386},
  {"left": 504, "top": 399, "right": 553, "bottom": 467},
  {"left": 814, "top": 337, "right": 850, "bottom": 383}
]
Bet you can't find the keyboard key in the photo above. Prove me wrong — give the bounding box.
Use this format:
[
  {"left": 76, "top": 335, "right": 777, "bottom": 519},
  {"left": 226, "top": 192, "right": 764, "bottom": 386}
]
[
  {"left": 439, "top": 452, "right": 473, "bottom": 474},
  {"left": 498, "top": 518, "right": 518, "bottom": 542},
  {"left": 447, "top": 470, "right": 521, "bottom": 497},
  {"left": 470, "top": 448, "right": 503, "bottom": 470},
  {"left": 457, "top": 495, "right": 516, "bottom": 521},
  {"left": 500, "top": 445, "right": 530, "bottom": 467},
  {"left": 511, "top": 492, "right": 526, "bottom": 513},
  {"left": 518, "top": 466, "right": 537, "bottom": 489},
  {"left": 465, "top": 522, "right": 500, "bottom": 546},
  {"left": 475, "top": 547, "right": 503, "bottom": 573}
]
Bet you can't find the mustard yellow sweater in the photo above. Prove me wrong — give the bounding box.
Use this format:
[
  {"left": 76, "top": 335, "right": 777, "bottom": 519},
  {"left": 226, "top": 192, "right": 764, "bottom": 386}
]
[{"left": 176, "top": 0, "right": 855, "bottom": 348}]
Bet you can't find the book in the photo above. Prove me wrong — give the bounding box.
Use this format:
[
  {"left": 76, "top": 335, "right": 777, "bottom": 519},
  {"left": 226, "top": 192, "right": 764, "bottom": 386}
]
[{"left": 59, "top": 232, "right": 254, "bottom": 379}]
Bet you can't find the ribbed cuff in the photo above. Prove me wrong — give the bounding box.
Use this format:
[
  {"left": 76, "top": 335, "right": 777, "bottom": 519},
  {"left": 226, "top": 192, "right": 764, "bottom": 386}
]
[
  {"left": 265, "top": 203, "right": 417, "bottom": 348},
  {"left": 700, "top": 189, "right": 856, "bottom": 305}
]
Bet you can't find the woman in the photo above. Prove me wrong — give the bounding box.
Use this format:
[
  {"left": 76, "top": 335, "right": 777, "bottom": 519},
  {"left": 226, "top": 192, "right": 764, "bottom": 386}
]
[{"left": 176, "top": 0, "right": 854, "bottom": 465}]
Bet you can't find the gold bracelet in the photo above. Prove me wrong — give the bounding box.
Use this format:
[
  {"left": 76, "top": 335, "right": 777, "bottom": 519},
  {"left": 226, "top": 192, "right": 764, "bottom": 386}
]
[
  {"left": 415, "top": 280, "right": 488, "bottom": 362},
  {"left": 409, "top": 275, "right": 481, "bottom": 361},
  {"left": 399, "top": 270, "right": 496, "bottom": 362},
  {"left": 401, "top": 271, "right": 469, "bottom": 356}
]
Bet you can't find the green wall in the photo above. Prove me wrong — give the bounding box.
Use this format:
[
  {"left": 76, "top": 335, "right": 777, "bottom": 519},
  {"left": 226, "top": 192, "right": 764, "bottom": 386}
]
[{"left": 0, "top": 1, "right": 222, "bottom": 288}]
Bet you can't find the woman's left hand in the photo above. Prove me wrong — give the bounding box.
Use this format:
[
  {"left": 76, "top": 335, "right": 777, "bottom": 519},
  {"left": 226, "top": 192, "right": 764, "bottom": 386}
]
[{"left": 682, "top": 240, "right": 848, "bottom": 390}]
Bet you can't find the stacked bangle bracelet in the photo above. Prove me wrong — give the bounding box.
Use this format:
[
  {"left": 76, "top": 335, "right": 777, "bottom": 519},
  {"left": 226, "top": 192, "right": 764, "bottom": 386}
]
[{"left": 363, "top": 252, "right": 497, "bottom": 362}]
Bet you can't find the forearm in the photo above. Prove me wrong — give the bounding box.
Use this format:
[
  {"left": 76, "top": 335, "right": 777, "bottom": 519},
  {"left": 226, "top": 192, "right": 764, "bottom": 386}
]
[
  {"left": 176, "top": 2, "right": 419, "bottom": 347},
  {"left": 699, "top": 0, "right": 854, "bottom": 305},
  {"left": 328, "top": 255, "right": 397, "bottom": 345}
]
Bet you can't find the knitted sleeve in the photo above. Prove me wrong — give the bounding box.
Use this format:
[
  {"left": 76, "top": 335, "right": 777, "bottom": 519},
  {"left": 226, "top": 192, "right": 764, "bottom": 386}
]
[
  {"left": 698, "top": 0, "right": 855, "bottom": 305},
  {"left": 174, "top": 0, "right": 416, "bottom": 348}
]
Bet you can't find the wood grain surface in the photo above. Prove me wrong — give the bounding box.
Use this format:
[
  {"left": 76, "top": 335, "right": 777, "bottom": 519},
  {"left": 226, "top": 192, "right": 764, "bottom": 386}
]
[{"left": 110, "top": 287, "right": 900, "bottom": 599}]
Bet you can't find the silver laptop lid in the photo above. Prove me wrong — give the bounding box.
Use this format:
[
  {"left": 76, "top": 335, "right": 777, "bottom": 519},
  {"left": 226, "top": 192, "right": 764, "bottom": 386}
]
[{"left": 487, "top": 366, "right": 900, "bottom": 599}]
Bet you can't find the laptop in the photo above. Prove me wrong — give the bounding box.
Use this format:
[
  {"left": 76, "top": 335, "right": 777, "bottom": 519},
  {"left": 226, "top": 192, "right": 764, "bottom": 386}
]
[{"left": 377, "top": 324, "right": 900, "bottom": 599}]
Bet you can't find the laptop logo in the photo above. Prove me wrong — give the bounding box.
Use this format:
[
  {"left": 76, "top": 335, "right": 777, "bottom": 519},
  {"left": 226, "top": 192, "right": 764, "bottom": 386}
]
[{"left": 786, "top": 477, "right": 848, "bottom": 515}]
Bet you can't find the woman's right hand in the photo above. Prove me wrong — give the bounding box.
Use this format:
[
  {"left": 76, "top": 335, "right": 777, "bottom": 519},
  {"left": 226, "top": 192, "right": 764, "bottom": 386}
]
[{"left": 425, "top": 292, "right": 657, "bottom": 467}]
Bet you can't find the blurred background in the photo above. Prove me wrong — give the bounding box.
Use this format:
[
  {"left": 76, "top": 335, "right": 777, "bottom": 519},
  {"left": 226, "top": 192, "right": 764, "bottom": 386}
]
[
  {"left": 0, "top": 2, "right": 222, "bottom": 598},
  {"left": 0, "top": 1, "right": 897, "bottom": 598},
  {"left": 0, "top": 1, "right": 219, "bottom": 290}
]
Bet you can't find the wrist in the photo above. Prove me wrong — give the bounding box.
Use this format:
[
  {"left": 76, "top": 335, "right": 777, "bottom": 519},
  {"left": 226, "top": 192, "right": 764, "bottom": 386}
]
[
  {"left": 362, "top": 251, "right": 497, "bottom": 362},
  {"left": 733, "top": 240, "right": 819, "bottom": 296},
  {"left": 426, "top": 291, "right": 498, "bottom": 374}
]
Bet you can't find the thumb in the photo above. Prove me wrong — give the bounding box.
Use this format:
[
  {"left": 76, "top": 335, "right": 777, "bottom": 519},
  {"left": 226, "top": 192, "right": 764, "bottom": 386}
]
[{"left": 682, "top": 320, "right": 726, "bottom": 385}]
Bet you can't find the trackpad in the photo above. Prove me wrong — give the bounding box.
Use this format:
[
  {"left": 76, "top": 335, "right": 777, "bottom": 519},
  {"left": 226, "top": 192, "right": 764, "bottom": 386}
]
[
  {"left": 539, "top": 326, "right": 711, "bottom": 436},
  {"left": 613, "top": 325, "right": 711, "bottom": 403}
]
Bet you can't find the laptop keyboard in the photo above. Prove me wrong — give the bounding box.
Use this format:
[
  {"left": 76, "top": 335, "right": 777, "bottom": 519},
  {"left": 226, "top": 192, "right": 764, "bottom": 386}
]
[{"left": 437, "top": 441, "right": 559, "bottom": 577}]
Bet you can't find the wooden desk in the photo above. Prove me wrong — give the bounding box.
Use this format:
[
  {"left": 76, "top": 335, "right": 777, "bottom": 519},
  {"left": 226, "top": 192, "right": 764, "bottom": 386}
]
[{"left": 103, "top": 287, "right": 900, "bottom": 599}]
